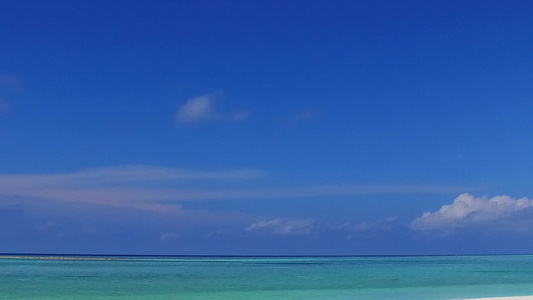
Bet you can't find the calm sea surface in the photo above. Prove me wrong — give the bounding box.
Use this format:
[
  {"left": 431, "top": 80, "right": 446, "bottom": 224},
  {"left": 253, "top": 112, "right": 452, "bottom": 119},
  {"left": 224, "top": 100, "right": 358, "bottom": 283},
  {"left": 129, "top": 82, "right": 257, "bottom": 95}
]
[{"left": 1, "top": 255, "right": 533, "bottom": 299}]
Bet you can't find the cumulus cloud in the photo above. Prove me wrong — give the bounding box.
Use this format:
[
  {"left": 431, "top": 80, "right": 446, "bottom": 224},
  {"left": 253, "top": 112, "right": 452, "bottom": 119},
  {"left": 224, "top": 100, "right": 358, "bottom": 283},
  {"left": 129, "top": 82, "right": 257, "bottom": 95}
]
[
  {"left": 175, "top": 94, "right": 249, "bottom": 123},
  {"left": 411, "top": 193, "right": 533, "bottom": 230},
  {"left": 245, "top": 218, "right": 314, "bottom": 235}
]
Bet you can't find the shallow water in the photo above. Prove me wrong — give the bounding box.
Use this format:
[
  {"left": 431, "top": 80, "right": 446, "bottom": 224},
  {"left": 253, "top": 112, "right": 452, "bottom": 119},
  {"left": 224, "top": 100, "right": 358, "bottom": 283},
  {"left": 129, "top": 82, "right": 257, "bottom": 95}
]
[{"left": 1, "top": 255, "right": 533, "bottom": 299}]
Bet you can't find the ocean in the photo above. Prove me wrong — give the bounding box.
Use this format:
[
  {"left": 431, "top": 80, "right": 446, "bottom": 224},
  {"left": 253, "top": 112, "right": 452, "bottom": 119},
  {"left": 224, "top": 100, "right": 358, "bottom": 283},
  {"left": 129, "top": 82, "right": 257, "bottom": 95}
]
[{"left": 1, "top": 255, "right": 533, "bottom": 299}]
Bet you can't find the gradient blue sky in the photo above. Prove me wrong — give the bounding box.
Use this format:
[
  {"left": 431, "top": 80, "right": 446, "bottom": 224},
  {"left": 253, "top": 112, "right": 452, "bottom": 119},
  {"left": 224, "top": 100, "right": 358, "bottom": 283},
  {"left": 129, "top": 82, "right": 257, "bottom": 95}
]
[{"left": 1, "top": 0, "right": 533, "bottom": 255}]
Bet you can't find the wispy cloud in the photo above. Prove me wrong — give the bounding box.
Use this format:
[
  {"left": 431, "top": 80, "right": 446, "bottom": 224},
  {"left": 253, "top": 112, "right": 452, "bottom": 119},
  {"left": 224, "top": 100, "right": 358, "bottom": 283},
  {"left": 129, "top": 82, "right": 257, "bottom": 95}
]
[
  {"left": 0, "top": 165, "right": 262, "bottom": 186},
  {"left": 230, "top": 184, "right": 481, "bottom": 199},
  {"left": 245, "top": 218, "right": 314, "bottom": 235},
  {"left": 0, "top": 165, "right": 263, "bottom": 209},
  {"left": 411, "top": 193, "right": 533, "bottom": 231},
  {"left": 7, "top": 184, "right": 479, "bottom": 205},
  {"left": 0, "top": 166, "right": 481, "bottom": 211},
  {"left": 175, "top": 94, "right": 249, "bottom": 123}
]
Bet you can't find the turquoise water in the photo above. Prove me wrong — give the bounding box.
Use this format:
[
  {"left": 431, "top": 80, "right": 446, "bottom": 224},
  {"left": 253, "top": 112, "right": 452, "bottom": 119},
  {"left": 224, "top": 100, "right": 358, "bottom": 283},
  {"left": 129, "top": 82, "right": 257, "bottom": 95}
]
[{"left": 2, "top": 255, "right": 533, "bottom": 299}]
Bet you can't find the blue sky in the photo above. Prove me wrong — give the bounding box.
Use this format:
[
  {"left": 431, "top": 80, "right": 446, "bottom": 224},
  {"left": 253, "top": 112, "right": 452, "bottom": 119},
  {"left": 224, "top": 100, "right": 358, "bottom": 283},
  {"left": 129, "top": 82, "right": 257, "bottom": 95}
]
[{"left": 1, "top": 0, "right": 533, "bottom": 255}]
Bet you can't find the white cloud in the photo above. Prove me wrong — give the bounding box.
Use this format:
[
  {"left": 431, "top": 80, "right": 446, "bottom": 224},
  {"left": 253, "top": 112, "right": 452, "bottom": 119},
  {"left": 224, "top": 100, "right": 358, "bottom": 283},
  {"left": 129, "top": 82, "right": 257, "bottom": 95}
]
[
  {"left": 175, "top": 94, "right": 249, "bottom": 123},
  {"left": 245, "top": 218, "right": 314, "bottom": 235},
  {"left": 175, "top": 94, "right": 213, "bottom": 123},
  {"left": 411, "top": 193, "right": 533, "bottom": 230}
]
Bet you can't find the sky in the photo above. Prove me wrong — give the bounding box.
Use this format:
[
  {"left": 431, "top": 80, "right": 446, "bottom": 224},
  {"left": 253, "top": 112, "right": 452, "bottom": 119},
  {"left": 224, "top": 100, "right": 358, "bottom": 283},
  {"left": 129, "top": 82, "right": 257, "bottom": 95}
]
[{"left": 1, "top": 0, "right": 533, "bottom": 255}]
